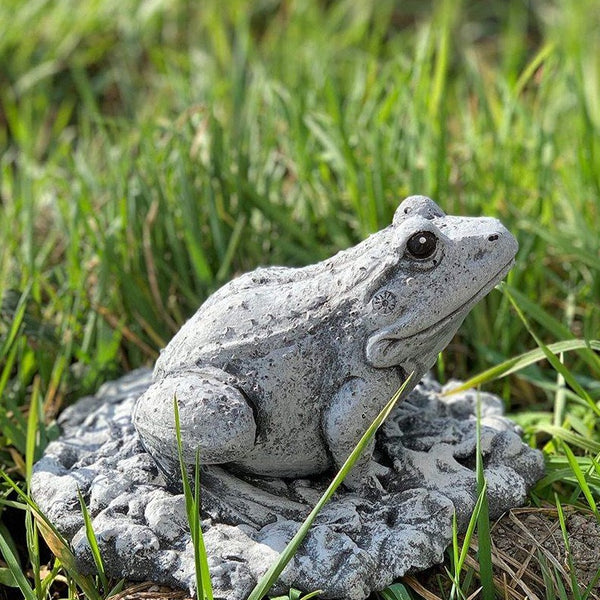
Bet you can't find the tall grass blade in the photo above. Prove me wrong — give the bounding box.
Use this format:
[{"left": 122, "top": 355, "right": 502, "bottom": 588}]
[
  {"left": 247, "top": 374, "right": 415, "bottom": 600},
  {"left": 536, "top": 426, "right": 600, "bottom": 453},
  {"left": 513, "top": 42, "right": 556, "bottom": 98},
  {"left": 503, "top": 287, "right": 600, "bottom": 416},
  {"left": 0, "top": 286, "right": 31, "bottom": 357},
  {"left": 537, "top": 551, "right": 557, "bottom": 600},
  {"left": 0, "top": 471, "right": 102, "bottom": 600},
  {"left": 24, "top": 508, "right": 40, "bottom": 597},
  {"left": 559, "top": 441, "right": 600, "bottom": 519},
  {"left": 23, "top": 376, "right": 42, "bottom": 596},
  {"left": 0, "top": 524, "right": 36, "bottom": 600},
  {"left": 449, "top": 481, "right": 488, "bottom": 600},
  {"left": 443, "top": 340, "right": 600, "bottom": 395},
  {"left": 475, "top": 394, "right": 494, "bottom": 600},
  {"left": 298, "top": 591, "right": 323, "bottom": 600},
  {"left": 583, "top": 566, "right": 600, "bottom": 600},
  {"left": 193, "top": 448, "right": 212, "bottom": 599},
  {"left": 450, "top": 511, "right": 460, "bottom": 588},
  {"left": 77, "top": 489, "right": 109, "bottom": 593},
  {"left": 25, "top": 377, "right": 40, "bottom": 485},
  {"left": 555, "top": 496, "right": 582, "bottom": 600},
  {"left": 0, "top": 523, "right": 20, "bottom": 565},
  {"left": 0, "top": 566, "right": 17, "bottom": 588},
  {"left": 270, "top": 588, "right": 324, "bottom": 600},
  {"left": 173, "top": 396, "right": 213, "bottom": 600},
  {"left": 378, "top": 582, "right": 413, "bottom": 600}
]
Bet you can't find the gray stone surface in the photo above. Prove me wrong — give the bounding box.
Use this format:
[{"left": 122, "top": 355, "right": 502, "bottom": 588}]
[
  {"left": 32, "top": 197, "right": 545, "bottom": 599},
  {"left": 32, "top": 371, "right": 544, "bottom": 599}
]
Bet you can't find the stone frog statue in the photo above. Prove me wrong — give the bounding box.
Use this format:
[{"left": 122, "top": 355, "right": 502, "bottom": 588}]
[{"left": 133, "top": 196, "right": 518, "bottom": 491}]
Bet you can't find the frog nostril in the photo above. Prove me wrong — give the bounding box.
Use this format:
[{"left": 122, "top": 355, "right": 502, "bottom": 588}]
[{"left": 488, "top": 234, "right": 499, "bottom": 242}]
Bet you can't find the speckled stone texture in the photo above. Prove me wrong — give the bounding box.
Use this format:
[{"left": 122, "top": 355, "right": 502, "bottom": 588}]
[{"left": 32, "top": 369, "right": 544, "bottom": 600}]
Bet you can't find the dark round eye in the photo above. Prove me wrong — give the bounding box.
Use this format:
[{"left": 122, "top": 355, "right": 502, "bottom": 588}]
[{"left": 406, "top": 231, "right": 437, "bottom": 259}]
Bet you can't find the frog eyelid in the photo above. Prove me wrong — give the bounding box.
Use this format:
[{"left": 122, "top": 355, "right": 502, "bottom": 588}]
[
  {"left": 399, "top": 223, "right": 446, "bottom": 267},
  {"left": 364, "top": 227, "right": 444, "bottom": 305}
]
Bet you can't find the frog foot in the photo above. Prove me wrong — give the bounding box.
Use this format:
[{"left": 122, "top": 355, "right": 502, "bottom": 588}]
[{"left": 132, "top": 366, "right": 256, "bottom": 487}]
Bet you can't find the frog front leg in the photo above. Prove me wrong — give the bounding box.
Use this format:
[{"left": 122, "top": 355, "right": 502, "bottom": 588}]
[
  {"left": 133, "top": 365, "right": 256, "bottom": 486},
  {"left": 323, "top": 373, "right": 398, "bottom": 492}
]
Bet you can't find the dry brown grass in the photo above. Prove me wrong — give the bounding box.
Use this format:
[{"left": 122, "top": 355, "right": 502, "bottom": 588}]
[{"left": 404, "top": 506, "right": 600, "bottom": 600}]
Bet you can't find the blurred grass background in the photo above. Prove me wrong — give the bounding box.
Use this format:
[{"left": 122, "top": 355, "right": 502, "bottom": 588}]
[{"left": 0, "top": 0, "right": 599, "bottom": 596}]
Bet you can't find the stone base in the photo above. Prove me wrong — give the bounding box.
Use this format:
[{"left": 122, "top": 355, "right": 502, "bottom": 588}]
[{"left": 31, "top": 370, "right": 544, "bottom": 600}]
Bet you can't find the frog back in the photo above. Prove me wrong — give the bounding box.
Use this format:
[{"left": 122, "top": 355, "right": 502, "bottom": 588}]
[{"left": 154, "top": 231, "right": 395, "bottom": 378}]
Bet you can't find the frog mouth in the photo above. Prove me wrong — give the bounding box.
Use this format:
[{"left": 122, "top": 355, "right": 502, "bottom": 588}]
[{"left": 366, "top": 258, "right": 514, "bottom": 368}]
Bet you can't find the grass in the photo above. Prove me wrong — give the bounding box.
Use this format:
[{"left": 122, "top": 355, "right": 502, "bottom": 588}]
[
  {"left": 0, "top": 0, "right": 600, "bottom": 598},
  {"left": 174, "top": 397, "right": 213, "bottom": 600}
]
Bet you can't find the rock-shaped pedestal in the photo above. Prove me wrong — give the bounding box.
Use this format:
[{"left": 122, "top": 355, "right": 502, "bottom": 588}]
[{"left": 32, "top": 369, "right": 544, "bottom": 600}]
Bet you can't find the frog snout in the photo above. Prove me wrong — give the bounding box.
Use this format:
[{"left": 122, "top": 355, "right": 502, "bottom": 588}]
[
  {"left": 475, "top": 219, "right": 519, "bottom": 265},
  {"left": 443, "top": 216, "right": 518, "bottom": 267}
]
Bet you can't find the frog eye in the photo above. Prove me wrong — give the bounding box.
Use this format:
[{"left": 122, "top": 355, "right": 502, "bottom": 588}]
[
  {"left": 372, "top": 290, "right": 397, "bottom": 314},
  {"left": 406, "top": 231, "right": 437, "bottom": 259}
]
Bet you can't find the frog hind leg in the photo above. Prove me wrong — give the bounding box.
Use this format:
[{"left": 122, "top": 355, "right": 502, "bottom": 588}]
[{"left": 132, "top": 366, "right": 256, "bottom": 486}]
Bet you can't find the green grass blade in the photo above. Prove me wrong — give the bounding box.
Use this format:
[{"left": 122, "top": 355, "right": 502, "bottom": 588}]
[
  {"left": 443, "top": 340, "right": 600, "bottom": 395},
  {"left": 513, "top": 42, "right": 556, "bottom": 98},
  {"left": 23, "top": 376, "right": 42, "bottom": 597},
  {"left": 25, "top": 508, "right": 41, "bottom": 597},
  {"left": 0, "top": 566, "right": 18, "bottom": 588},
  {"left": 193, "top": 448, "right": 213, "bottom": 600},
  {"left": 173, "top": 395, "right": 196, "bottom": 534},
  {"left": 449, "top": 480, "right": 488, "bottom": 600},
  {"left": 0, "top": 286, "right": 31, "bottom": 357},
  {"left": 502, "top": 285, "right": 579, "bottom": 346},
  {"left": 39, "top": 561, "right": 63, "bottom": 598},
  {"left": 503, "top": 288, "right": 600, "bottom": 416},
  {"left": 475, "top": 394, "right": 494, "bottom": 600},
  {"left": 555, "top": 495, "right": 582, "bottom": 600},
  {"left": 77, "top": 489, "right": 108, "bottom": 592},
  {"left": 537, "top": 425, "right": 600, "bottom": 454},
  {"left": 0, "top": 523, "right": 36, "bottom": 600},
  {"left": 299, "top": 590, "right": 324, "bottom": 600},
  {"left": 451, "top": 510, "right": 459, "bottom": 586},
  {"left": 247, "top": 374, "right": 415, "bottom": 600},
  {"left": 559, "top": 442, "right": 600, "bottom": 519},
  {"left": 106, "top": 579, "right": 126, "bottom": 597},
  {"left": 25, "top": 377, "right": 40, "bottom": 485},
  {"left": 215, "top": 214, "right": 246, "bottom": 283},
  {"left": 378, "top": 582, "right": 413, "bottom": 600},
  {"left": 173, "top": 396, "right": 213, "bottom": 600},
  {"left": 270, "top": 591, "right": 301, "bottom": 600},
  {"left": 537, "top": 551, "right": 557, "bottom": 600},
  {"left": 0, "top": 471, "right": 102, "bottom": 600},
  {"left": 269, "top": 588, "right": 323, "bottom": 600},
  {"left": 535, "top": 468, "right": 600, "bottom": 495},
  {"left": 0, "top": 523, "right": 20, "bottom": 565},
  {"left": 583, "top": 566, "right": 600, "bottom": 600}
]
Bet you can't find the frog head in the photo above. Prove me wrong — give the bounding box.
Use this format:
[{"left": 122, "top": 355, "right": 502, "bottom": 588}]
[{"left": 362, "top": 196, "right": 518, "bottom": 378}]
